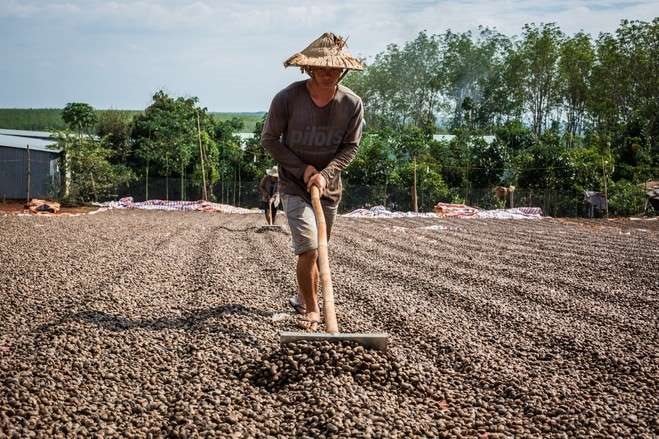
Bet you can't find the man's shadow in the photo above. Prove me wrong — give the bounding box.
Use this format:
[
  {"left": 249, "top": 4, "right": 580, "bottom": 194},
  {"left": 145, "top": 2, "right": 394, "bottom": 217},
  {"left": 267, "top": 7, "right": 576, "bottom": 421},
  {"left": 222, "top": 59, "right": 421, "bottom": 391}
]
[{"left": 37, "top": 304, "right": 274, "bottom": 342}]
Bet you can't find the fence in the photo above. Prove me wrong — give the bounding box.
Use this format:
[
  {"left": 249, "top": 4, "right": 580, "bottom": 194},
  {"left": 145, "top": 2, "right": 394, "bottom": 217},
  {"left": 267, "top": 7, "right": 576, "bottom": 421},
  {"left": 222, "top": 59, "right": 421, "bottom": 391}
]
[
  {"left": 117, "top": 177, "right": 263, "bottom": 208},
  {"left": 341, "top": 184, "right": 589, "bottom": 217},
  {"left": 116, "top": 178, "right": 595, "bottom": 217},
  {"left": 3, "top": 166, "right": 648, "bottom": 217}
]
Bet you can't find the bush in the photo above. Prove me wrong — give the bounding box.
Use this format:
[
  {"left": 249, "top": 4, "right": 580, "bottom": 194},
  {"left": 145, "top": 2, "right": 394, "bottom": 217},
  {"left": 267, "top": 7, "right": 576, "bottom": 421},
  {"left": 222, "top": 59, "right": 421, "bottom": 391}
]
[{"left": 607, "top": 180, "right": 646, "bottom": 217}]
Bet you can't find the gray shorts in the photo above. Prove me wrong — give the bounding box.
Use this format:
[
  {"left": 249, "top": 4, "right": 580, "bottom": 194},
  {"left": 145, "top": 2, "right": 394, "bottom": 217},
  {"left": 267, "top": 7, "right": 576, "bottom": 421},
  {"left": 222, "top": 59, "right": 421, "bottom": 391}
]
[{"left": 281, "top": 193, "right": 338, "bottom": 255}]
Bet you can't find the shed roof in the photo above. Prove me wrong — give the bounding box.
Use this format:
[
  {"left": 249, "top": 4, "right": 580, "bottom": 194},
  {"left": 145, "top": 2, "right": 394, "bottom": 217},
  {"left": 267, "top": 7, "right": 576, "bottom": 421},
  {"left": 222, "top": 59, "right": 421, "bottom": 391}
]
[
  {"left": 0, "top": 134, "right": 59, "bottom": 153},
  {"left": 0, "top": 129, "right": 54, "bottom": 139}
]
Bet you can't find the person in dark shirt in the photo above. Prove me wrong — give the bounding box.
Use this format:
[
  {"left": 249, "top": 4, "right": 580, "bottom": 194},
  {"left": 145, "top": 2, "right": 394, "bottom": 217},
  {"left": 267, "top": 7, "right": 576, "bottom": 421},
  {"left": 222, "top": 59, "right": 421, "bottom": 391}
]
[
  {"left": 258, "top": 166, "right": 280, "bottom": 225},
  {"left": 261, "top": 32, "right": 364, "bottom": 331}
]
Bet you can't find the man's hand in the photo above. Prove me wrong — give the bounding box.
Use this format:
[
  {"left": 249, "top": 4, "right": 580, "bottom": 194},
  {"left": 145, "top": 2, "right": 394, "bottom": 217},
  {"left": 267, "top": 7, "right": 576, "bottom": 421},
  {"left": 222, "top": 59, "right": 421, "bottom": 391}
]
[
  {"left": 307, "top": 172, "right": 327, "bottom": 193},
  {"left": 303, "top": 165, "right": 318, "bottom": 184}
]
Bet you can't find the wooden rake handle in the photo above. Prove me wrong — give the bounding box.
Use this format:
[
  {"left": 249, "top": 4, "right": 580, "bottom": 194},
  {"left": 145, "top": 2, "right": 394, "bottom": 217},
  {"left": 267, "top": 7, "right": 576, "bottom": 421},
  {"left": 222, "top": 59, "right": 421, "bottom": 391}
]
[
  {"left": 268, "top": 200, "right": 273, "bottom": 225},
  {"left": 310, "top": 185, "right": 339, "bottom": 334}
]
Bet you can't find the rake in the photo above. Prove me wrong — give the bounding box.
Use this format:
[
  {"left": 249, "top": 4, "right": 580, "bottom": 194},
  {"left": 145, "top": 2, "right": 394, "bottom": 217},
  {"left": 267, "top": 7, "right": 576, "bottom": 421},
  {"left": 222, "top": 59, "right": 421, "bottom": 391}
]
[{"left": 280, "top": 186, "right": 388, "bottom": 350}]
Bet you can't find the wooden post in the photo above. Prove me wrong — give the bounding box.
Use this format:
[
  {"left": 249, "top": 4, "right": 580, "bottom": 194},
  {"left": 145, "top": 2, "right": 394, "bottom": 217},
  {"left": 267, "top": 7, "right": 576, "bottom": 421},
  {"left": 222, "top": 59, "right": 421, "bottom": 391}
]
[
  {"left": 26, "top": 144, "right": 31, "bottom": 203},
  {"left": 238, "top": 153, "right": 241, "bottom": 206},
  {"left": 412, "top": 156, "right": 418, "bottom": 212},
  {"left": 203, "top": 142, "right": 210, "bottom": 199},
  {"left": 602, "top": 158, "right": 609, "bottom": 218},
  {"left": 233, "top": 166, "right": 237, "bottom": 206},
  {"left": 62, "top": 138, "right": 71, "bottom": 198},
  {"left": 197, "top": 112, "right": 208, "bottom": 201},
  {"left": 145, "top": 160, "right": 149, "bottom": 201},
  {"left": 180, "top": 161, "right": 184, "bottom": 201}
]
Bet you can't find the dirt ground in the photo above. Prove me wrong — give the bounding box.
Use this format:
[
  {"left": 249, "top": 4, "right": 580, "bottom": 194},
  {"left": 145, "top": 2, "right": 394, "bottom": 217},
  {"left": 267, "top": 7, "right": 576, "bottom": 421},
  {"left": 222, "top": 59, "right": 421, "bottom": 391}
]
[{"left": 0, "top": 210, "right": 657, "bottom": 438}]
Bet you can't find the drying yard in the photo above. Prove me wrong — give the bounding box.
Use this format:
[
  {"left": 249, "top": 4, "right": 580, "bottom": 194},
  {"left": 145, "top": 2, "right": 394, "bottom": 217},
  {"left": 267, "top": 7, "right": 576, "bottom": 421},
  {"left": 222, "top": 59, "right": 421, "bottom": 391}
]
[{"left": 1, "top": 210, "right": 657, "bottom": 438}]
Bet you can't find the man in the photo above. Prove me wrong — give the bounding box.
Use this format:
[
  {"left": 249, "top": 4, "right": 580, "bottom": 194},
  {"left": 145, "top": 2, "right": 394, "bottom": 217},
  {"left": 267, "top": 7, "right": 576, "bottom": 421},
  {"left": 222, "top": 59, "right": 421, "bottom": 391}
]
[
  {"left": 258, "top": 166, "right": 280, "bottom": 225},
  {"left": 261, "top": 32, "right": 364, "bottom": 331}
]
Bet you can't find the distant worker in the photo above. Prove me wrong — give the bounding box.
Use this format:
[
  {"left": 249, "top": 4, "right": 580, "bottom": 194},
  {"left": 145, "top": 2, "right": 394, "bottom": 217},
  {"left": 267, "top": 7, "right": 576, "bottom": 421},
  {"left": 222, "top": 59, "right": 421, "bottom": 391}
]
[
  {"left": 261, "top": 32, "right": 364, "bottom": 331},
  {"left": 258, "top": 165, "right": 280, "bottom": 225}
]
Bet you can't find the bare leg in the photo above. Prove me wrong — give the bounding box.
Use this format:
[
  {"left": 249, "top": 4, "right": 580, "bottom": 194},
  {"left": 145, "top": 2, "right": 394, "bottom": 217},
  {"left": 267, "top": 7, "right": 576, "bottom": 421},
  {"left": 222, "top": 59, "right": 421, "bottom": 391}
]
[{"left": 297, "top": 249, "right": 320, "bottom": 329}]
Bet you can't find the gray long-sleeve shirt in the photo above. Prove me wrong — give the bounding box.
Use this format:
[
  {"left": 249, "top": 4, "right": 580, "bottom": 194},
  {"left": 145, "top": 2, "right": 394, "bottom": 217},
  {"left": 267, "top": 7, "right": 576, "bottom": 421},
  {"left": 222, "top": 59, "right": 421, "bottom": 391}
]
[{"left": 261, "top": 80, "right": 364, "bottom": 206}]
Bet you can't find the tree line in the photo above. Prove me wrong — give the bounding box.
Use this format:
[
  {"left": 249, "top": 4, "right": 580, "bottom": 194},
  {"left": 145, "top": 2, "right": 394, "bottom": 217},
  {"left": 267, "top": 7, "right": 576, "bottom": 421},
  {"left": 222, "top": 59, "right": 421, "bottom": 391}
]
[
  {"left": 53, "top": 98, "right": 268, "bottom": 205},
  {"left": 342, "top": 19, "right": 657, "bottom": 215},
  {"left": 52, "top": 19, "right": 657, "bottom": 215},
  {"left": 0, "top": 108, "right": 262, "bottom": 132}
]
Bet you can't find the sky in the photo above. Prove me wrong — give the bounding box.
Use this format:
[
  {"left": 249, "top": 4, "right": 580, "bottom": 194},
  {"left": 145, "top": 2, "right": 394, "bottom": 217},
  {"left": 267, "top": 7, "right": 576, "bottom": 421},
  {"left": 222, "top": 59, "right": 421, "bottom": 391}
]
[{"left": 1, "top": 0, "right": 657, "bottom": 112}]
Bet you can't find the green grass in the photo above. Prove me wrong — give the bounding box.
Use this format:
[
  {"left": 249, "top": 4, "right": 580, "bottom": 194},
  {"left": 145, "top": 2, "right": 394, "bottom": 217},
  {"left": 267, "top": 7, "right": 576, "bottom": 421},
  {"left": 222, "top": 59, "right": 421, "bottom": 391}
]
[
  {"left": 211, "top": 112, "right": 264, "bottom": 132},
  {"left": 0, "top": 109, "right": 264, "bottom": 133},
  {"left": 0, "top": 108, "right": 67, "bottom": 131}
]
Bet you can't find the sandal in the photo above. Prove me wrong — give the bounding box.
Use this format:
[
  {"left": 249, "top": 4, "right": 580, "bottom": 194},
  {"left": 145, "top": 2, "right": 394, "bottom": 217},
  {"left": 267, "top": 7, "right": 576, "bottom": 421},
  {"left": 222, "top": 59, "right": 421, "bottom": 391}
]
[{"left": 289, "top": 295, "right": 306, "bottom": 315}]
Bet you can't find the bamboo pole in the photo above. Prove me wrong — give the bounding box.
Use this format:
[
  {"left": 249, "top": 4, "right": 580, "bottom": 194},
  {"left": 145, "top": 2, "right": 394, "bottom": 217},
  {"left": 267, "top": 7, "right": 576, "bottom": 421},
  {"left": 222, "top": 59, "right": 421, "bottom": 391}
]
[
  {"left": 310, "top": 186, "right": 338, "bottom": 334},
  {"left": 145, "top": 160, "right": 149, "bottom": 201},
  {"left": 26, "top": 144, "right": 31, "bottom": 203},
  {"left": 180, "top": 161, "right": 184, "bottom": 201},
  {"left": 197, "top": 112, "right": 208, "bottom": 201},
  {"left": 202, "top": 141, "right": 210, "bottom": 199},
  {"left": 602, "top": 158, "right": 609, "bottom": 218},
  {"left": 412, "top": 156, "right": 418, "bottom": 213}
]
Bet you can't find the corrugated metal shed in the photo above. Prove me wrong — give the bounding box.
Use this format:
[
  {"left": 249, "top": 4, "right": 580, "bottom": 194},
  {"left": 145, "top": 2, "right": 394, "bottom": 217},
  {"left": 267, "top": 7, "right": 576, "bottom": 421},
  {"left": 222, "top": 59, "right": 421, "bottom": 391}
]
[{"left": 0, "top": 131, "right": 60, "bottom": 199}]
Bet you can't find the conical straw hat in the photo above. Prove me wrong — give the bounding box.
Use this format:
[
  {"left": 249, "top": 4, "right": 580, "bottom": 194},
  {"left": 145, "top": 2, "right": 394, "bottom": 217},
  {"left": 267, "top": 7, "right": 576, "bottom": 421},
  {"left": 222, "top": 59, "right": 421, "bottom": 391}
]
[{"left": 284, "top": 32, "right": 364, "bottom": 71}]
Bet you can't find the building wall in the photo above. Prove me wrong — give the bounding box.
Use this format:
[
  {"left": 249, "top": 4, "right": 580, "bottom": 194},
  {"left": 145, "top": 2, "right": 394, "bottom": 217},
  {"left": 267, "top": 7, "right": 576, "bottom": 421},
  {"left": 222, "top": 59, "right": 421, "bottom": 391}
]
[{"left": 0, "top": 146, "right": 60, "bottom": 200}]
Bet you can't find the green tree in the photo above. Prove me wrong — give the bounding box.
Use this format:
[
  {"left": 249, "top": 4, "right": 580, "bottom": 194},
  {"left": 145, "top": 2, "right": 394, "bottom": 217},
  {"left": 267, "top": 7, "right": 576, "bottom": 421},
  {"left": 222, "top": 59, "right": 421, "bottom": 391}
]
[
  {"left": 589, "top": 19, "right": 658, "bottom": 181},
  {"left": 344, "top": 31, "right": 445, "bottom": 130},
  {"left": 443, "top": 28, "right": 510, "bottom": 130},
  {"left": 518, "top": 23, "right": 564, "bottom": 136},
  {"left": 132, "top": 91, "right": 215, "bottom": 200},
  {"left": 97, "top": 110, "right": 134, "bottom": 163},
  {"left": 243, "top": 115, "right": 274, "bottom": 182},
  {"left": 62, "top": 103, "right": 98, "bottom": 136},
  {"left": 394, "top": 126, "right": 434, "bottom": 211},
  {"left": 558, "top": 32, "right": 594, "bottom": 145},
  {"left": 344, "top": 130, "right": 398, "bottom": 206},
  {"left": 471, "top": 39, "right": 527, "bottom": 128},
  {"left": 53, "top": 131, "right": 134, "bottom": 202},
  {"left": 468, "top": 137, "right": 509, "bottom": 189},
  {"left": 213, "top": 117, "right": 245, "bottom": 204},
  {"left": 516, "top": 128, "right": 575, "bottom": 193}
]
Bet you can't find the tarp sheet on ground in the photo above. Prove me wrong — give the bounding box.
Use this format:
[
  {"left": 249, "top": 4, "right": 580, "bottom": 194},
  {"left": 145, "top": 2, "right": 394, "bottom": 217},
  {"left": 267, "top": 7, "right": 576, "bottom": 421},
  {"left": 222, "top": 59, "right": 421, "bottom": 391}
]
[
  {"left": 96, "top": 197, "right": 258, "bottom": 214},
  {"left": 343, "top": 206, "right": 438, "bottom": 218},
  {"left": 434, "top": 202, "right": 543, "bottom": 219},
  {"left": 343, "top": 204, "right": 544, "bottom": 219},
  {"left": 474, "top": 207, "right": 544, "bottom": 219}
]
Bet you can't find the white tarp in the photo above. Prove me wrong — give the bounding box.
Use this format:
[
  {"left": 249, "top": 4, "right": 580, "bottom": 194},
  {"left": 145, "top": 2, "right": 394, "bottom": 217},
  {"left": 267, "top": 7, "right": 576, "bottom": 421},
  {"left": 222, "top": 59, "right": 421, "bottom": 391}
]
[
  {"left": 95, "top": 197, "right": 259, "bottom": 214},
  {"left": 344, "top": 204, "right": 544, "bottom": 219}
]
